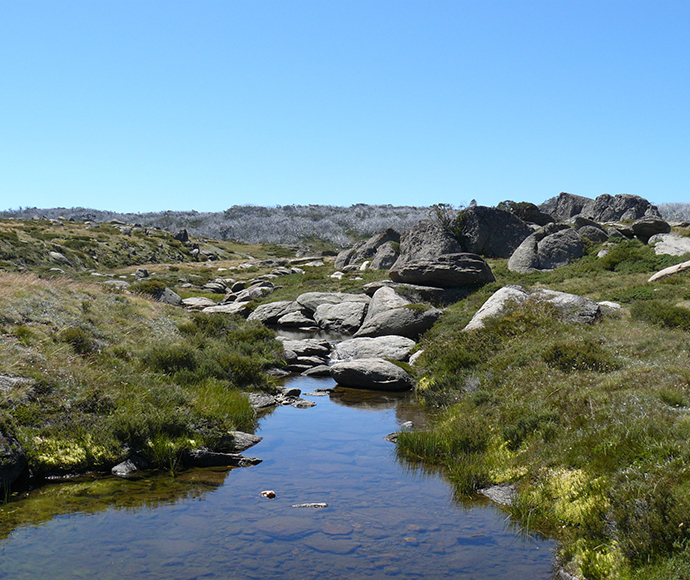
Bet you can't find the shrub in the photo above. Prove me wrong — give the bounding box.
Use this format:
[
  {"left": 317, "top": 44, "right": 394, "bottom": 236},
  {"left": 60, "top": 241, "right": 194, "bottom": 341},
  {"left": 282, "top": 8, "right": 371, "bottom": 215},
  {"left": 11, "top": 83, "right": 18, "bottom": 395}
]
[
  {"left": 542, "top": 339, "right": 620, "bottom": 373},
  {"left": 631, "top": 301, "right": 690, "bottom": 331},
  {"left": 141, "top": 343, "right": 197, "bottom": 374},
  {"left": 131, "top": 279, "right": 167, "bottom": 298},
  {"left": 58, "top": 327, "right": 97, "bottom": 355}
]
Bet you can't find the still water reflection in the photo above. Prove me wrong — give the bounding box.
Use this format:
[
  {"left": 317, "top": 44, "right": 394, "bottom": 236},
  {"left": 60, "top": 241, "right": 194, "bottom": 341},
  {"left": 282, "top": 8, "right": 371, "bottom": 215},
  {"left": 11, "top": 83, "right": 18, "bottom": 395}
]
[{"left": 0, "top": 376, "right": 555, "bottom": 579}]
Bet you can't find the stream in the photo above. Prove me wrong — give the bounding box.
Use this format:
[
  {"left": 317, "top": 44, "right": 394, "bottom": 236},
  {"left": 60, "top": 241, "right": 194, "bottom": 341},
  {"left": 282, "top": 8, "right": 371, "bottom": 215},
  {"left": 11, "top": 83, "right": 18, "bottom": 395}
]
[{"left": 0, "top": 375, "right": 556, "bottom": 579}]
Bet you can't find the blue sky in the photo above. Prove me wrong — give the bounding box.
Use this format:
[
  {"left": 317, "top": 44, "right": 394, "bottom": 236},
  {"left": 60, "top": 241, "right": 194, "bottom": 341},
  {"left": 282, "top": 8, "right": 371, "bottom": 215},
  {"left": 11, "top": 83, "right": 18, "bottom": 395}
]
[{"left": 1, "top": 1, "right": 688, "bottom": 212}]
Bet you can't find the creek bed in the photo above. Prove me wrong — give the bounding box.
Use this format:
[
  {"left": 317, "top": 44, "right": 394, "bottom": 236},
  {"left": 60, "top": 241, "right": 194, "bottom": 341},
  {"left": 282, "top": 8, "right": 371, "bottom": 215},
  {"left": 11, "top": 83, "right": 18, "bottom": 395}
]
[{"left": 0, "top": 375, "right": 556, "bottom": 579}]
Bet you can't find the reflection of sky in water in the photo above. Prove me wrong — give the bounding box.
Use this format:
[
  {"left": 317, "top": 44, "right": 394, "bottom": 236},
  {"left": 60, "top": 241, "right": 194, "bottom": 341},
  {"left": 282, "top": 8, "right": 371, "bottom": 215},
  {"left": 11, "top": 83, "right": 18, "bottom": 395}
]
[{"left": 0, "top": 376, "right": 556, "bottom": 579}]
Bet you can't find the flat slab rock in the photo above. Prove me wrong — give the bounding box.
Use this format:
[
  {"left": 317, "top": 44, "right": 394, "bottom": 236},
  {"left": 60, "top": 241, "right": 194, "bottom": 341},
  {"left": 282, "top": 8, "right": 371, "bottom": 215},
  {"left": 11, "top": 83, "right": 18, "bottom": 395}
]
[
  {"left": 333, "top": 335, "right": 416, "bottom": 362},
  {"left": 390, "top": 253, "right": 495, "bottom": 289},
  {"left": 182, "top": 448, "right": 262, "bottom": 468}
]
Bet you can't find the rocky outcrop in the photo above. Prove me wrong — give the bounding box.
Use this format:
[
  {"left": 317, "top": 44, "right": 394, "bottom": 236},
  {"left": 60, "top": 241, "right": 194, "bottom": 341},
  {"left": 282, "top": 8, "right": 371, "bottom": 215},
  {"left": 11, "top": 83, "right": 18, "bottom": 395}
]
[
  {"left": 457, "top": 206, "right": 532, "bottom": 258},
  {"left": 364, "top": 287, "right": 410, "bottom": 322},
  {"left": 542, "top": 192, "right": 661, "bottom": 222},
  {"left": 248, "top": 301, "right": 303, "bottom": 324},
  {"left": 355, "top": 304, "right": 442, "bottom": 339},
  {"left": 508, "top": 224, "right": 584, "bottom": 273},
  {"left": 333, "top": 336, "right": 416, "bottom": 362},
  {"left": 631, "top": 217, "right": 671, "bottom": 243},
  {"left": 201, "top": 302, "right": 251, "bottom": 316},
  {"left": 370, "top": 241, "right": 399, "bottom": 270},
  {"left": 392, "top": 219, "right": 463, "bottom": 268},
  {"left": 390, "top": 253, "right": 495, "bottom": 288},
  {"left": 463, "top": 285, "right": 601, "bottom": 331},
  {"left": 330, "top": 358, "right": 414, "bottom": 391},
  {"left": 158, "top": 287, "right": 184, "bottom": 306},
  {"left": 572, "top": 217, "right": 609, "bottom": 243},
  {"left": 334, "top": 229, "right": 400, "bottom": 270}
]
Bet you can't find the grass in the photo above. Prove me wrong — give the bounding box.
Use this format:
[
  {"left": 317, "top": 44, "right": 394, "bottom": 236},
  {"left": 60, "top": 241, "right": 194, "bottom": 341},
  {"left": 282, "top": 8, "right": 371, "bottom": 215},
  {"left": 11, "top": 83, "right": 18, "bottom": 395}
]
[
  {"left": 399, "top": 249, "right": 690, "bottom": 579},
  {"left": 0, "top": 271, "right": 283, "bottom": 482}
]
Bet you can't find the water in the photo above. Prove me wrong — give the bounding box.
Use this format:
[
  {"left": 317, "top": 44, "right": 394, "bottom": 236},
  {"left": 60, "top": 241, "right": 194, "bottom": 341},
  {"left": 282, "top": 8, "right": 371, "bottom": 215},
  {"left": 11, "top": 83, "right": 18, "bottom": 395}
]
[{"left": 0, "top": 376, "right": 556, "bottom": 579}]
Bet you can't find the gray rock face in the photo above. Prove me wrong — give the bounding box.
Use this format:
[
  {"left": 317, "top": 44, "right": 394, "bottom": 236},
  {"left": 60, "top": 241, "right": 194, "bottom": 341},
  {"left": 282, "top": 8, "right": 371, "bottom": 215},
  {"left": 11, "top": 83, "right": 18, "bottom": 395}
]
[
  {"left": 632, "top": 217, "right": 671, "bottom": 243},
  {"left": 390, "top": 253, "right": 495, "bottom": 288},
  {"left": 183, "top": 296, "right": 218, "bottom": 310},
  {"left": 577, "top": 225, "right": 609, "bottom": 243},
  {"left": 355, "top": 305, "right": 442, "bottom": 339},
  {"left": 222, "top": 431, "right": 263, "bottom": 452},
  {"left": 0, "top": 432, "right": 27, "bottom": 488},
  {"left": 330, "top": 358, "right": 414, "bottom": 391},
  {"left": 364, "top": 287, "right": 411, "bottom": 323},
  {"left": 463, "top": 284, "right": 601, "bottom": 331},
  {"left": 457, "top": 206, "right": 532, "bottom": 258},
  {"left": 356, "top": 228, "right": 401, "bottom": 260},
  {"left": 111, "top": 455, "right": 149, "bottom": 478},
  {"left": 279, "top": 338, "right": 331, "bottom": 358},
  {"left": 648, "top": 234, "right": 690, "bottom": 256},
  {"left": 508, "top": 224, "right": 584, "bottom": 273},
  {"left": 158, "top": 287, "right": 184, "bottom": 306},
  {"left": 393, "top": 219, "right": 463, "bottom": 268},
  {"left": 296, "top": 292, "right": 370, "bottom": 313},
  {"left": 370, "top": 241, "right": 399, "bottom": 270},
  {"left": 581, "top": 193, "right": 661, "bottom": 222},
  {"left": 276, "top": 311, "right": 316, "bottom": 327},
  {"left": 334, "top": 248, "right": 357, "bottom": 270},
  {"left": 233, "top": 285, "right": 274, "bottom": 303},
  {"left": 314, "top": 301, "right": 368, "bottom": 333},
  {"left": 202, "top": 280, "right": 228, "bottom": 294},
  {"left": 362, "top": 281, "right": 463, "bottom": 304},
  {"left": 333, "top": 336, "right": 416, "bottom": 362},
  {"left": 49, "top": 251, "right": 71, "bottom": 266},
  {"left": 542, "top": 192, "right": 660, "bottom": 222},
  {"left": 541, "top": 192, "right": 593, "bottom": 222},
  {"left": 499, "top": 201, "right": 554, "bottom": 226},
  {"left": 248, "top": 301, "right": 302, "bottom": 324}
]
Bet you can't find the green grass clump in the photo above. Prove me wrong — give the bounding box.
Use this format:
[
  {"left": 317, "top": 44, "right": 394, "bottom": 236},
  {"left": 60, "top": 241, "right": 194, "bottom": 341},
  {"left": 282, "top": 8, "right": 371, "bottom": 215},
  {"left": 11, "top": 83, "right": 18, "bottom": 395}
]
[
  {"left": 631, "top": 300, "right": 690, "bottom": 330},
  {"left": 542, "top": 338, "right": 620, "bottom": 372}
]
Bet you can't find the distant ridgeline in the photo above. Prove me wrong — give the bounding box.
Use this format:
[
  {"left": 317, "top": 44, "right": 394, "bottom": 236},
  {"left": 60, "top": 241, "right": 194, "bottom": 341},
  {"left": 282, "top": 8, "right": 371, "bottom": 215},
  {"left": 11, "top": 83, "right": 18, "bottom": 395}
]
[
  {"left": 1, "top": 200, "right": 686, "bottom": 246},
  {"left": 0, "top": 205, "right": 430, "bottom": 247}
]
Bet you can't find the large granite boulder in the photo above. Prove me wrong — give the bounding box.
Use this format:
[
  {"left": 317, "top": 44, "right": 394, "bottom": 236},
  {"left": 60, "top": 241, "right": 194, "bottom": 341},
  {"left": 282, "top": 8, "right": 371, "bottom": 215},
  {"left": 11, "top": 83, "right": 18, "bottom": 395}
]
[
  {"left": 363, "top": 280, "right": 464, "bottom": 305},
  {"left": 457, "top": 206, "right": 532, "bottom": 258},
  {"left": 314, "top": 301, "right": 368, "bottom": 333},
  {"left": 333, "top": 229, "right": 400, "bottom": 270},
  {"left": 463, "top": 285, "right": 602, "bottom": 331},
  {"left": 392, "top": 219, "right": 463, "bottom": 268},
  {"left": 572, "top": 217, "right": 609, "bottom": 243},
  {"left": 355, "top": 305, "right": 442, "bottom": 339},
  {"left": 390, "top": 253, "right": 495, "bottom": 288},
  {"left": 370, "top": 241, "right": 399, "bottom": 270},
  {"left": 0, "top": 432, "right": 27, "bottom": 489},
  {"left": 330, "top": 358, "right": 414, "bottom": 391},
  {"left": 508, "top": 224, "right": 585, "bottom": 273},
  {"left": 248, "top": 301, "right": 302, "bottom": 324},
  {"left": 541, "top": 192, "right": 592, "bottom": 222},
  {"left": 632, "top": 217, "right": 671, "bottom": 243},
  {"left": 364, "top": 286, "right": 410, "bottom": 323},
  {"left": 296, "top": 292, "right": 370, "bottom": 313},
  {"left": 334, "top": 248, "right": 357, "bottom": 270},
  {"left": 333, "top": 336, "right": 416, "bottom": 362},
  {"left": 278, "top": 338, "right": 331, "bottom": 358},
  {"left": 201, "top": 302, "right": 251, "bottom": 316}
]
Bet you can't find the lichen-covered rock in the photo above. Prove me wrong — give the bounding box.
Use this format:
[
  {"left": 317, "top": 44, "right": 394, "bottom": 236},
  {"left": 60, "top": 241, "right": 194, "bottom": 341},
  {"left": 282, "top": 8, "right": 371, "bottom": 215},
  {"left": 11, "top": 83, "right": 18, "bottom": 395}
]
[
  {"left": 392, "top": 219, "right": 463, "bottom": 268},
  {"left": 296, "top": 292, "right": 370, "bottom": 313},
  {"left": 314, "top": 301, "right": 368, "bottom": 333},
  {"left": 370, "top": 241, "right": 399, "bottom": 270},
  {"left": 248, "top": 301, "right": 302, "bottom": 324}
]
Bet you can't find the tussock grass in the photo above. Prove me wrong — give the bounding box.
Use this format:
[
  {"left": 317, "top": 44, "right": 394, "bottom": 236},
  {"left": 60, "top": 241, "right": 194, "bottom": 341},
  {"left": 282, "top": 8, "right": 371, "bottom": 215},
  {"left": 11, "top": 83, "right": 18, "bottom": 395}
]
[
  {"left": 0, "top": 272, "right": 281, "bottom": 479},
  {"left": 402, "top": 270, "right": 690, "bottom": 579}
]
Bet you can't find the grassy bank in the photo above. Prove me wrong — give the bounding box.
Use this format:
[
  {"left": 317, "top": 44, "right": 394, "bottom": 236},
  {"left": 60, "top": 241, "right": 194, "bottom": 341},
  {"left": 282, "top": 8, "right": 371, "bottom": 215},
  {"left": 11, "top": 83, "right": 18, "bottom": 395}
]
[
  {"left": 398, "top": 239, "right": 690, "bottom": 579},
  {"left": 0, "top": 272, "right": 284, "bottom": 480}
]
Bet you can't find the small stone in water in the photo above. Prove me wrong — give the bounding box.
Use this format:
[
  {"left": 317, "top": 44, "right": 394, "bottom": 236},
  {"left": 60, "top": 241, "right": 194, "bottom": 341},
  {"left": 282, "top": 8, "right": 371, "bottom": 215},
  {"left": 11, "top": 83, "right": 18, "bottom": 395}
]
[
  {"left": 260, "top": 490, "right": 276, "bottom": 499},
  {"left": 292, "top": 502, "right": 328, "bottom": 509}
]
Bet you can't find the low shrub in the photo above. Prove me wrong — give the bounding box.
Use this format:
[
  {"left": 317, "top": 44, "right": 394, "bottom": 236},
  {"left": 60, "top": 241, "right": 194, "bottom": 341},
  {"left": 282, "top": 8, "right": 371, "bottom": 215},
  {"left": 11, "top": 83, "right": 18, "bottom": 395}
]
[
  {"left": 542, "top": 339, "right": 620, "bottom": 372},
  {"left": 58, "top": 327, "right": 97, "bottom": 355},
  {"left": 631, "top": 301, "right": 690, "bottom": 331}
]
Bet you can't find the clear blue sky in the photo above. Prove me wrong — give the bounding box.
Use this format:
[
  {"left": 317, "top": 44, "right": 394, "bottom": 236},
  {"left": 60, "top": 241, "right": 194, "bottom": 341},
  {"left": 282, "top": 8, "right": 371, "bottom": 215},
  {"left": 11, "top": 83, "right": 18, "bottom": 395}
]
[{"left": 1, "top": 1, "right": 688, "bottom": 212}]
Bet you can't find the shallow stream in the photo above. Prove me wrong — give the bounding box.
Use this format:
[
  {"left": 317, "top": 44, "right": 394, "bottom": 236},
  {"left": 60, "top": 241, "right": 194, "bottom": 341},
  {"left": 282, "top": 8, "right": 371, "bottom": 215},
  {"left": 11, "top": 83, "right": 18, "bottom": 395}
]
[{"left": 0, "top": 375, "right": 556, "bottom": 579}]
